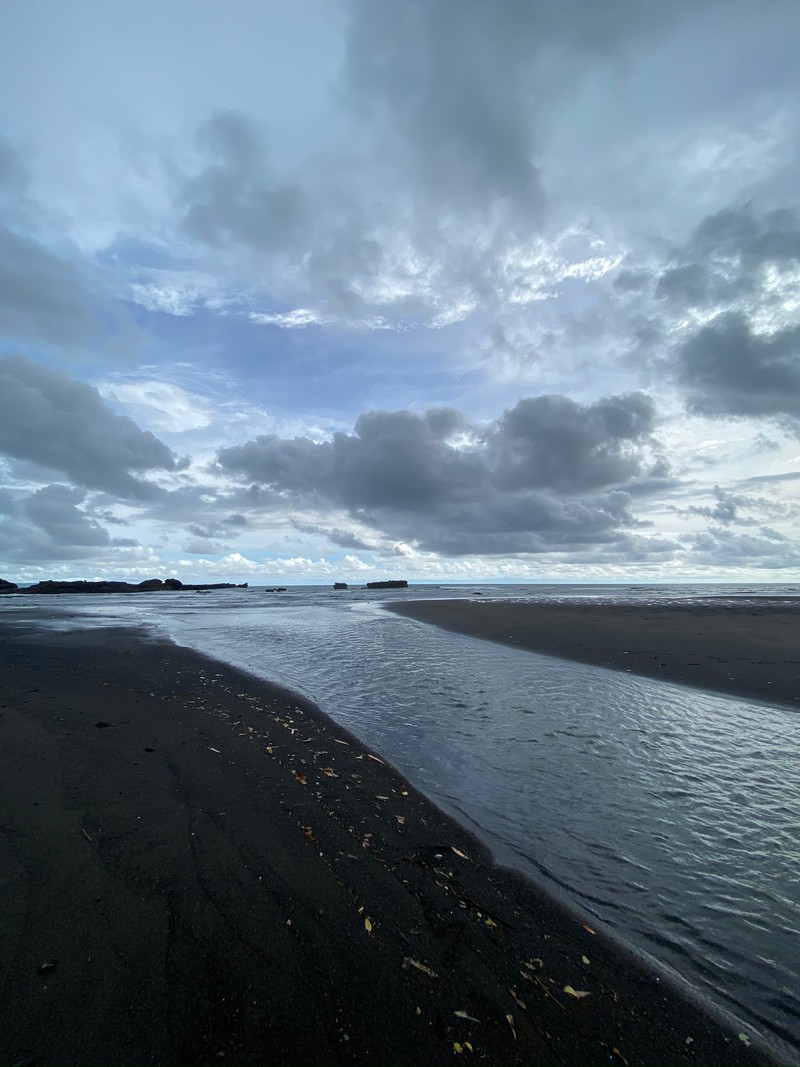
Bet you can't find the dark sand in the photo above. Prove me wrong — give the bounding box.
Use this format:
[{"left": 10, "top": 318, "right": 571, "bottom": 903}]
[
  {"left": 0, "top": 616, "right": 781, "bottom": 1066},
  {"left": 386, "top": 598, "right": 799, "bottom": 710}
]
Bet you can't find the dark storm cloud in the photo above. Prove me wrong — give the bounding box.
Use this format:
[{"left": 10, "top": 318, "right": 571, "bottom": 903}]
[
  {"left": 489, "top": 392, "right": 656, "bottom": 492},
  {"left": 23, "top": 484, "right": 115, "bottom": 547},
  {"left": 0, "top": 484, "right": 137, "bottom": 561},
  {"left": 0, "top": 227, "right": 101, "bottom": 351},
  {"left": 673, "top": 314, "right": 800, "bottom": 424},
  {"left": 656, "top": 204, "right": 800, "bottom": 308},
  {"left": 182, "top": 111, "right": 308, "bottom": 253},
  {"left": 0, "top": 357, "right": 180, "bottom": 499},
  {"left": 670, "top": 485, "right": 753, "bottom": 525},
  {"left": 217, "top": 393, "right": 661, "bottom": 555},
  {"left": 649, "top": 204, "right": 800, "bottom": 428}
]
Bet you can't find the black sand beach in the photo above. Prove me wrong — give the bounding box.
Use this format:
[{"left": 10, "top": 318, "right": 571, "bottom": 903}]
[
  {"left": 0, "top": 614, "right": 782, "bottom": 1066},
  {"left": 386, "top": 598, "right": 799, "bottom": 711}
]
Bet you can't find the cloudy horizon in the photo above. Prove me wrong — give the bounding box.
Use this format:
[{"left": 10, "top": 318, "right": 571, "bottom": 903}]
[{"left": 1, "top": 0, "right": 799, "bottom": 585}]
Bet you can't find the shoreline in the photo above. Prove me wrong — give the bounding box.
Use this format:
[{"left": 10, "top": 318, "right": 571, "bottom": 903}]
[
  {"left": 0, "top": 615, "right": 782, "bottom": 1065},
  {"left": 385, "top": 598, "right": 799, "bottom": 711}
]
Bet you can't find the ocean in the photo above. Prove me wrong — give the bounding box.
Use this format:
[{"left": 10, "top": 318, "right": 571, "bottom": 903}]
[{"left": 3, "top": 581, "right": 799, "bottom": 1054}]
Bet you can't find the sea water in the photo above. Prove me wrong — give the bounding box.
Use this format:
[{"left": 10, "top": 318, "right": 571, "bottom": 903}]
[{"left": 3, "top": 582, "right": 799, "bottom": 1053}]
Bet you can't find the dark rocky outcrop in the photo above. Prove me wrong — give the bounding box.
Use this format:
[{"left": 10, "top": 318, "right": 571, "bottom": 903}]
[
  {"left": 365, "top": 580, "right": 408, "bottom": 589},
  {"left": 0, "top": 579, "right": 18, "bottom": 593},
  {"left": 20, "top": 579, "right": 245, "bottom": 594},
  {"left": 264, "top": 587, "right": 287, "bottom": 593},
  {"left": 333, "top": 582, "right": 348, "bottom": 590}
]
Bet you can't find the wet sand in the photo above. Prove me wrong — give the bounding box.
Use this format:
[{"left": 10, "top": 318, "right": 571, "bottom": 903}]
[
  {"left": 0, "top": 616, "right": 780, "bottom": 1065},
  {"left": 386, "top": 598, "right": 799, "bottom": 710}
]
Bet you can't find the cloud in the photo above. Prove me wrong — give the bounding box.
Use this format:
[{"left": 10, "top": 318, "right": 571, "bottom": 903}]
[
  {"left": 174, "top": 0, "right": 713, "bottom": 326},
  {"left": 292, "top": 521, "right": 377, "bottom": 551},
  {"left": 0, "top": 356, "right": 180, "bottom": 499},
  {"left": 639, "top": 203, "right": 800, "bottom": 429},
  {"left": 0, "top": 226, "right": 105, "bottom": 352},
  {"left": 687, "top": 525, "right": 800, "bottom": 568},
  {"left": 22, "top": 484, "right": 114, "bottom": 547},
  {"left": 672, "top": 313, "right": 800, "bottom": 425},
  {"left": 96, "top": 378, "right": 214, "bottom": 433},
  {"left": 184, "top": 537, "right": 230, "bottom": 555},
  {"left": 182, "top": 111, "right": 308, "bottom": 254},
  {"left": 345, "top": 0, "right": 704, "bottom": 230},
  {"left": 0, "top": 483, "right": 138, "bottom": 562},
  {"left": 217, "top": 392, "right": 662, "bottom": 555},
  {"left": 0, "top": 134, "right": 138, "bottom": 355},
  {"left": 668, "top": 483, "right": 800, "bottom": 526}
]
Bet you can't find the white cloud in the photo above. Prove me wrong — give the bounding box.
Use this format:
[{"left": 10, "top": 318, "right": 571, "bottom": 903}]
[{"left": 97, "top": 379, "right": 214, "bottom": 433}]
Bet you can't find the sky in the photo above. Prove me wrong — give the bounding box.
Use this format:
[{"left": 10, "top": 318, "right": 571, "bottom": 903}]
[{"left": 1, "top": 0, "right": 799, "bottom": 585}]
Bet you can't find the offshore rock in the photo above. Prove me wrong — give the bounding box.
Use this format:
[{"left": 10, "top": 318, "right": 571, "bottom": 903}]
[
  {"left": 22, "top": 578, "right": 244, "bottom": 594},
  {"left": 365, "top": 580, "right": 408, "bottom": 589},
  {"left": 0, "top": 579, "right": 18, "bottom": 592}
]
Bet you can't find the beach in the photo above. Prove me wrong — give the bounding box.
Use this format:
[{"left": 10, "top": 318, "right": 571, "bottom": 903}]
[
  {"left": 0, "top": 614, "right": 781, "bottom": 1066},
  {"left": 386, "top": 598, "right": 799, "bottom": 710}
]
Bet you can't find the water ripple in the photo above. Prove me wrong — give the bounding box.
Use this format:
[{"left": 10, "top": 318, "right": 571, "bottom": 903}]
[{"left": 6, "top": 586, "right": 799, "bottom": 1054}]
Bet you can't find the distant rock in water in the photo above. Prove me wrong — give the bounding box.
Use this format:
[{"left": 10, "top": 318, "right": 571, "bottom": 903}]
[
  {"left": 21, "top": 578, "right": 245, "bottom": 594},
  {"left": 333, "top": 582, "right": 348, "bottom": 590},
  {"left": 181, "top": 582, "right": 248, "bottom": 591},
  {"left": 264, "top": 587, "right": 287, "bottom": 593},
  {"left": 365, "top": 580, "right": 408, "bottom": 589},
  {"left": 0, "top": 578, "right": 18, "bottom": 593}
]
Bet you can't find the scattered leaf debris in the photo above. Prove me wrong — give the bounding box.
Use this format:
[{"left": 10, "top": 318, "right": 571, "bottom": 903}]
[
  {"left": 564, "top": 985, "right": 591, "bottom": 999},
  {"left": 402, "top": 957, "right": 438, "bottom": 978}
]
